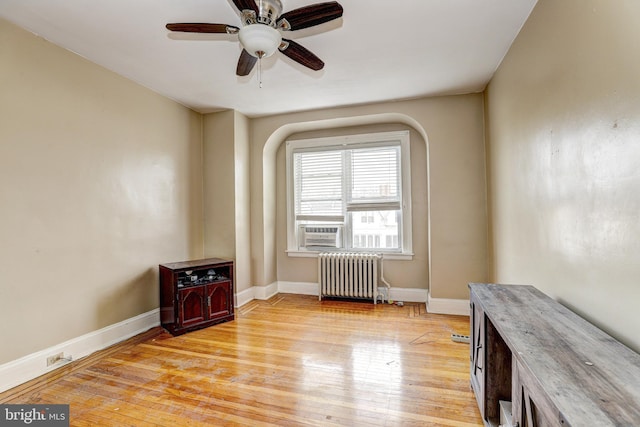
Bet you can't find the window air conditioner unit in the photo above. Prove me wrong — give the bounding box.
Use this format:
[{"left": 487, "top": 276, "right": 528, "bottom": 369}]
[{"left": 300, "top": 225, "right": 343, "bottom": 249}]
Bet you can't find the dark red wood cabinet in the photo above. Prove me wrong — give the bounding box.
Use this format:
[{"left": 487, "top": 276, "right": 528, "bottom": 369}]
[{"left": 160, "top": 258, "right": 234, "bottom": 335}]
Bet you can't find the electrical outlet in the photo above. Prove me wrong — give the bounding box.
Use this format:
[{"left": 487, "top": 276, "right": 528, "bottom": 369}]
[
  {"left": 46, "top": 352, "right": 64, "bottom": 367},
  {"left": 451, "top": 334, "right": 470, "bottom": 344}
]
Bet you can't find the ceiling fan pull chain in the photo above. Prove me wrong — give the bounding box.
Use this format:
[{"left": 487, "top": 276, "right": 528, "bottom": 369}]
[{"left": 258, "top": 56, "right": 263, "bottom": 88}]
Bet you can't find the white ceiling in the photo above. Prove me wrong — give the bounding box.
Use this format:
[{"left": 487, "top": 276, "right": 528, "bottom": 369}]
[{"left": 0, "top": 0, "right": 537, "bottom": 117}]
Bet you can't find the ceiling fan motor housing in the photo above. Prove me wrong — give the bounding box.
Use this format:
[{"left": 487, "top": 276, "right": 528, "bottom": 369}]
[{"left": 256, "top": 0, "right": 283, "bottom": 26}]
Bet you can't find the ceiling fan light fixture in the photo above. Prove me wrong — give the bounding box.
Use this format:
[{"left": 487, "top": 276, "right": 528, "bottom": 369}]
[{"left": 238, "top": 24, "right": 282, "bottom": 58}]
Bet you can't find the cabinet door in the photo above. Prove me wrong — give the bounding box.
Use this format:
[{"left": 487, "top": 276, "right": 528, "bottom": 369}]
[
  {"left": 470, "top": 300, "right": 485, "bottom": 416},
  {"left": 206, "top": 281, "right": 232, "bottom": 320},
  {"left": 178, "top": 287, "right": 206, "bottom": 328},
  {"left": 512, "top": 358, "right": 558, "bottom": 427}
]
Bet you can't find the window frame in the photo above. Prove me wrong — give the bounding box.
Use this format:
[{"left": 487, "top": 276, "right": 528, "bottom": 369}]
[{"left": 285, "top": 131, "right": 413, "bottom": 259}]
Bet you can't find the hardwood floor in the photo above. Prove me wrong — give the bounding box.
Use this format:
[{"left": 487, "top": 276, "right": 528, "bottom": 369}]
[{"left": 1, "top": 294, "right": 483, "bottom": 426}]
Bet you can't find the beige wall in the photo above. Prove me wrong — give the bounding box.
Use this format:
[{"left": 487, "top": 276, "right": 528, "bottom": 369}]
[
  {"left": 0, "top": 19, "right": 204, "bottom": 364},
  {"left": 485, "top": 0, "right": 640, "bottom": 351},
  {"left": 203, "top": 110, "right": 252, "bottom": 293},
  {"left": 250, "top": 95, "right": 487, "bottom": 300},
  {"left": 203, "top": 112, "right": 235, "bottom": 258},
  {"left": 232, "top": 112, "right": 252, "bottom": 294}
]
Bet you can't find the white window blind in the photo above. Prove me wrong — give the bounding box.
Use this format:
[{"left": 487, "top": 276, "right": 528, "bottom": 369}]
[
  {"left": 348, "top": 146, "right": 400, "bottom": 211},
  {"left": 293, "top": 150, "right": 344, "bottom": 221}
]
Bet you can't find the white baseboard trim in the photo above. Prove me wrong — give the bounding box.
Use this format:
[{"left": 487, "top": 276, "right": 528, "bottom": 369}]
[
  {"left": 253, "top": 282, "right": 279, "bottom": 301},
  {"left": 277, "top": 281, "right": 318, "bottom": 296},
  {"left": 235, "top": 286, "right": 256, "bottom": 308},
  {"left": 0, "top": 309, "right": 160, "bottom": 394},
  {"left": 388, "top": 287, "right": 428, "bottom": 303},
  {"left": 273, "top": 281, "right": 429, "bottom": 303},
  {"left": 426, "top": 292, "right": 470, "bottom": 316},
  {"left": 237, "top": 282, "right": 429, "bottom": 306},
  {"left": 235, "top": 283, "right": 278, "bottom": 308}
]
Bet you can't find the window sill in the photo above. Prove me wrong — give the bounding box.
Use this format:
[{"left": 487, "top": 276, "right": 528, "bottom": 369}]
[{"left": 286, "top": 250, "right": 414, "bottom": 261}]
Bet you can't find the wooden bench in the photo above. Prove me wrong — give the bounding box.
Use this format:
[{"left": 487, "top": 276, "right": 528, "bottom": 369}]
[{"left": 469, "top": 283, "right": 640, "bottom": 426}]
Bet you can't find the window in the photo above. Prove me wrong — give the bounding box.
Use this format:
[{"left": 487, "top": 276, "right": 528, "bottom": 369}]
[{"left": 286, "top": 131, "right": 412, "bottom": 256}]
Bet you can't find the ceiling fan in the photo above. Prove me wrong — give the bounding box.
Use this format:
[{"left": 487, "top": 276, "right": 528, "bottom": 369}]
[{"left": 166, "top": 0, "right": 344, "bottom": 77}]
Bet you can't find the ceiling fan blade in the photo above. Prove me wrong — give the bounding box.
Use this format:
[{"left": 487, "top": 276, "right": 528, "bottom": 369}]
[
  {"left": 278, "top": 1, "right": 343, "bottom": 31},
  {"left": 166, "top": 23, "right": 239, "bottom": 34},
  {"left": 279, "top": 39, "right": 324, "bottom": 71},
  {"left": 236, "top": 49, "right": 258, "bottom": 76},
  {"left": 232, "top": 0, "right": 259, "bottom": 14}
]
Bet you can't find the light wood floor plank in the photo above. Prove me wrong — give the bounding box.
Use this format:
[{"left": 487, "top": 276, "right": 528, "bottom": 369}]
[{"left": 0, "top": 294, "right": 482, "bottom": 426}]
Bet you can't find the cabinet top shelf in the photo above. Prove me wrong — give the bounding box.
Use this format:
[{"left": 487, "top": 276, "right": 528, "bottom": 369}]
[{"left": 160, "top": 257, "right": 233, "bottom": 271}]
